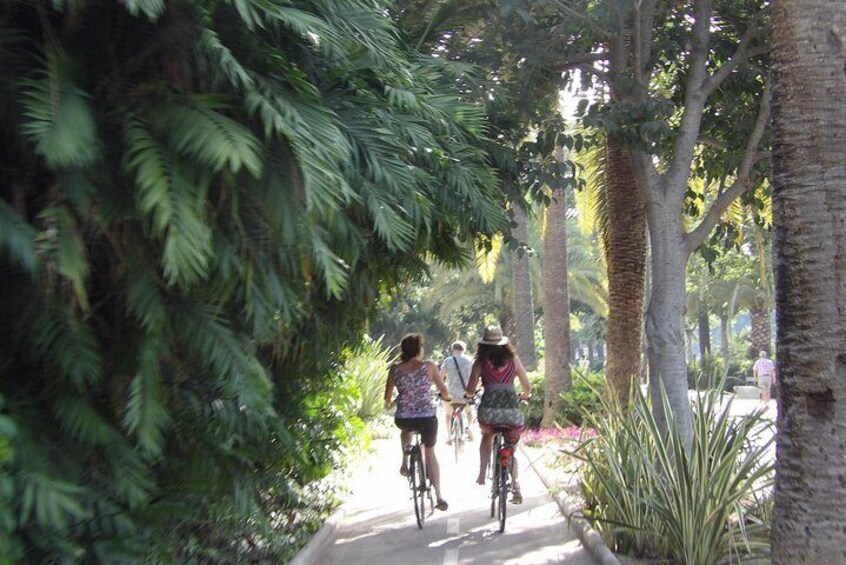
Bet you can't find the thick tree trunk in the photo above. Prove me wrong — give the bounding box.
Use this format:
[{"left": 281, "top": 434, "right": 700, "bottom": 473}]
[
  {"left": 771, "top": 0, "right": 846, "bottom": 561},
  {"left": 603, "top": 138, "right": 647, "bottom": 408},
  {"left": 541, "top": 184, "right": 571, "bottom": 427},
  {"left": 749, "top": 308, "right": 771, "bottom": 357},
  {"left": 510, "top": 204, "right": 537, "bottom": 370},
  {"left": 644, "top": 210, "right": 693, "bottom": 445}
]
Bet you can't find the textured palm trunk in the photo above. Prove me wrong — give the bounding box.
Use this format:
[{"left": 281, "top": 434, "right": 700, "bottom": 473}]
[
  {"left": 500, "top": 286, "right": 516, "bottom": 341},
  {"left": 541, "top": 184, "right": 571, "bottom": 427},
  {"left": 604, "top": 138, "right": 646, "bottom": 408},
  {"left": 511, "top": 203, "right": 537, "bottom": 371},
  {"left": 771, "top": 0, "right": 846, "bottom": 561},
  {"left": 749, "top": 308, "right": 771, "bottom": 356}
]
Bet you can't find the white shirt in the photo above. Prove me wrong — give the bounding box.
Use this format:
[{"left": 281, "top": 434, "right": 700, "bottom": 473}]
[{"left": 440, "top": 353, "right": 473, "bottom": 400}]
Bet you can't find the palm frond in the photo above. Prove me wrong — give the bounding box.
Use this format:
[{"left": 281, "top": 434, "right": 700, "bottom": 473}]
[
  {"left": 20, "top": 73, "right": 99, "bottom": 170},
  {"left": 124, "top": 337, "right": 171, "bottom": 460},
  {"left": 0, "top": 201, "right": 37, "bottom": 273}
]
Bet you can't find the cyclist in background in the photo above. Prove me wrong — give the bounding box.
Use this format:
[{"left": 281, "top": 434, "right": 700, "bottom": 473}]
[
  {"left": 464, "top": 325, "right": 532, "bottom": 504},
  {"left": 440, "top": 340, "right": 475, "bottom": 444},
  {"left": 384, "top": 333, "right": 451, "bottom": 511}
]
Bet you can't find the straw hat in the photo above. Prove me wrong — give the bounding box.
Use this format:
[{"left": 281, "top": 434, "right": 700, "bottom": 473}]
[{"left": 478, "top": 325, "right": 509, "bottom": 346}]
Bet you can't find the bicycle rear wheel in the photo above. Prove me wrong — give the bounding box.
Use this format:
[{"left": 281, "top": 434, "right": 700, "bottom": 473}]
[
  {"left": 411, "top": 447, "right": 426, "bottom": 528},
  {"left": 452, "top": 417, "right": 463, "bottom": 463}
]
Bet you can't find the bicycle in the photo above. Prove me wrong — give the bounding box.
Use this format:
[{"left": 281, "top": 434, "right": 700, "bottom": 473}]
[
  {"left": 448, "top": 402, "right": 471, "bottom": 463},
  {"left": 489, "top": 426, "right": 515, "bottom": 532},
  {"left": 405, "top": 430, "right": 434, "bottom": 528}
]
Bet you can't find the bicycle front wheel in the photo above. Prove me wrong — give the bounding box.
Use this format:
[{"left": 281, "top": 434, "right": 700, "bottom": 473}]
[{"left": 411, "top": 448, "right": 426, "bottom": 528}]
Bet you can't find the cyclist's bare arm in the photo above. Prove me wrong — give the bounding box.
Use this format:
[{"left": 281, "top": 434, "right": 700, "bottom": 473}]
[
  {"left": 384, "top": 365, "right": 396, "bottom": 409},
  {"left": 464, "top": 360, "right": 481, "bottom": 398},
  {"left": 428, "top": 361, "right": 451, "bottom": 401}
]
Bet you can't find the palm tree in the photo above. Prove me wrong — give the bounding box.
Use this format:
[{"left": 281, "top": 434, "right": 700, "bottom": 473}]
[
  {"left": 541, "top": 167, "right": 571, "bottom": 426},
  {"left": 510, "top": 201, "right": 538, "bottom": 370},
  {"left": 771, "top": 0, "right": 846, "bottom": 559}
]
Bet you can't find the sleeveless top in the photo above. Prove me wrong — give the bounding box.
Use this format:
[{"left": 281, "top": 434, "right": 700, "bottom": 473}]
[
  {"left": 394, "top": 363, "right": 436, "bottom": 418},
  {"left": 477, "top": 359, "right": 524, "bottom": 427}
]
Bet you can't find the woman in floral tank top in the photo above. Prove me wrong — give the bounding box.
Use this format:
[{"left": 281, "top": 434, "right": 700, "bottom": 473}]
[
  {"left": 384, "top": 333, "right": 452, "bottom": 511},
  {"left": 464, "top": 325, "right": 532, "bottom": 504}
]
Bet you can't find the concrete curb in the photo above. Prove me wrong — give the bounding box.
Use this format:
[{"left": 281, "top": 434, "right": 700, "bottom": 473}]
[
  {"left": 521, "top": 444, "right": 621, "bottom": 565},
  {"left": 288, "top": 505, "right": 345, "bottom": 565}
]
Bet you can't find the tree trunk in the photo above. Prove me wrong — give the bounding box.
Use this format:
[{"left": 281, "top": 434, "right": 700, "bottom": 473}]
[
  {"left": 720, "top": 314, "right": 730, "bottom": 372},
  {"left": 749, "top": 308, "right": 771, "bottom": 357},
  {"left": 771, "top": 0, "right": 846, "bottom": 561},
  {"left": 500, "top": 286, "right": 516, "bottom": 341},
  {"left": 541, "top": 182, "right": 571, "bottom": 427},
  {"left": 644, "top": 208, "right": 693, "bottom": 445},
  {"left": 603, "top": 138, "right": 647, "bottom": 408},
  {"left": 510, "top": 203, "right": 537, "bottom": 370},
  {"left": 698, "top": 311, "right": 711, "bottom": 361}
]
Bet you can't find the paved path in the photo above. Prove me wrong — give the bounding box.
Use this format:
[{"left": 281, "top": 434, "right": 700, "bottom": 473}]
[{"left": 322, "top": 419, "right": 595, "bottom": 565}]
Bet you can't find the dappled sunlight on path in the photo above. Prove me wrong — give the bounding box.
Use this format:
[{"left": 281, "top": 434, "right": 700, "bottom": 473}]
[{"left": 321, "top": 417, "right": 595, "bottom": 564}]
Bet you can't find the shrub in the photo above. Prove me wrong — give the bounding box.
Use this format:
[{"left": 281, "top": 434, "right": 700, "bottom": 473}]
[
  {"left": 573, "top": 381, "right": 774, "bottom": 564},
  {"left": 524, "top": 368, "right": 606, "bottom": 428},
  {"left": 341, "top": 335, "right": 395, "bottom": 421}
]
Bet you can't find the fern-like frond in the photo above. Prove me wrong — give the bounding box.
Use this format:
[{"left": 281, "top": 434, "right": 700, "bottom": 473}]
[
  {"left": 151, "top": 99, "right": 263, "bottom": 178},
  {"left": 124, "top": 337, "right": 171, "bottom": 460},
  {"left": 119, "top": 0, "right": 165, "bottom": 20},
  {"left": 0, "top": 201, "right": 37, "bottom": 273},
  {"left": 31, "top": 304, "right": 103, "bottom": 389},
  {"left": 19, "top": 472, "right": 89, "bottom": 532},
  {"left": 20, "top": 74, "right": 100, "bottom": 170},
  {"left": 125, "top": 121, "right": 213, "bottom": 286}
]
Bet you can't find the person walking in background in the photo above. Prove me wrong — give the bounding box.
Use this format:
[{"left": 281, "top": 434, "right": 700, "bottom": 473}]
[
  {"left": 464, "top": 325, "right": 532, "bottom": 504},
  {"left": 440, "top": 340, "right": 475, "bottom": 444},
  {"left": 753, "top": 350, "right": 776, "bottom": 402},
  {"left": 384, "top": 333, "right": 451, "bottom": 511}
]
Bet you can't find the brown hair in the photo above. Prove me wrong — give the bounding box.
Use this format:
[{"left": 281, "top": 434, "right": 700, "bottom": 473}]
[
  {"left": 476, "top": 342, "right": 515, "bottom": 368},
  {"left": 400, "top": 333, "right": 424, "bottom": 362}
]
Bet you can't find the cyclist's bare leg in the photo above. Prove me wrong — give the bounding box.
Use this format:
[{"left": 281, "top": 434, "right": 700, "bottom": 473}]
[
  {"left": 424, "top": 446, "right": 448, "bottom": 509},
  {"left": 477, "top": 433, "right": 493, "bottom": 484},
  {"left": 444, "top": 402, "right": 454, "bottom": 444},
  {"left": 463, "top": 405, "right": 474, "bottom": 439},
  {"left": 399, "top": 430, "right": 412, "bottom": 476}
]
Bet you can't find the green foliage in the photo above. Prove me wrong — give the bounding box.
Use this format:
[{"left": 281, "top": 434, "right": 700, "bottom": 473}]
[
  {"left": 574, "top": 382, "right": 774, "bottom": 563},
  {"left": 525, "top": 368, "right": 606, "bottom": 428},
  {"left": 341, "top": 335, "right": 395, "bottom": 421},
  {"left": 0, "top": 0, "right": 506, "bottom": 561},
  {"left": 0, "top": 396, "right": 20, "bottom": 563}
]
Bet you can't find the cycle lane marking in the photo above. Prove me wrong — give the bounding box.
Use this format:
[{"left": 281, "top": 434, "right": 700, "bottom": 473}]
[
  {"left": 446, "top": 517, "right": 460, "bottom": 535},
  {"left": 443, "top": 549, "right": 459, "bottom": 565}
]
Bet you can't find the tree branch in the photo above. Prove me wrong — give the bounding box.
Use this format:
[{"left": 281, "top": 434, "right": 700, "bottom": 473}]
[
  {"left": 702, "top": 25, "right": 767, "bottom": 98},
  {"left": 684, "top": 78, "right": 771, "bottom": 256},
  {"left": 552, "top": 0, "right": 612, "bottom": 38},
  {"left": 666, "top": 0, "right": 712, "bottom": 191}
]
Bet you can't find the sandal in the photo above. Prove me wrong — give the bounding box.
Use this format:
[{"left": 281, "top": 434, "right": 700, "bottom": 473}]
[
  {"left": 436, "top": 499, "right": 449, "bottom": 511},
  {"left": 511, "top": 485, "right": 523, "bottom": 504}
]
